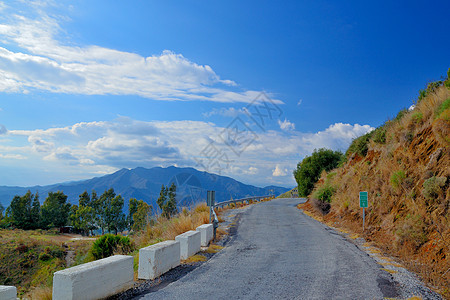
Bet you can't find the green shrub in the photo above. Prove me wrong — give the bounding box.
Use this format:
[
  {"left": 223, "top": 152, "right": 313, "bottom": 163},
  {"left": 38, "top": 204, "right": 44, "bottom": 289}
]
[
  {"left": 422, "top": 176, "right": 447, "bottom": 200},
  {"left": 372, "top": 126, "right": 386, "bottom": 144},
  {"left": 312, "top": 185, "right": 336, "bottom": 203},
  {"left": 393, "top": 108, "right": 408, "bottom": 123},
  {"left": 294, "top": 148, "right": 344, "bottom": 196},
  {"left": 90, "top": 234, "right": 133, "bottom": 260},
  {"left": 411, "top": 111, "right": 423, "bottom": 123},
  {"left": 435, "top": 98, "right": 450, "bottom": 119},
  {"left": 418, "top": 80, "right": 444, "bottom": 103},
  {"left": 346, "top": 131, "right": 373, "bottom": 157},
  {"left": 445, "top": 68, "right": 450, "bottom": 89},
  {"left": 38, "top": 252, "right": 51, "bottom": 262},
  {"left": 390, "top": 170, "right": 406, "bottom": 189}
]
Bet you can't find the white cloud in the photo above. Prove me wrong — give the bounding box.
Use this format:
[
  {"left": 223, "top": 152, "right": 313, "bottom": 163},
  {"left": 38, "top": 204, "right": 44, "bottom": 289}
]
[
  {"left": 202, "top": 107, "right": 246, "bottom": 118},
  {"left": 278, "top": 118, "right": 295, "bottom": 131},
  {"left": 297, "top": 99, "right": 302, "bottom": 106},
  {"left": 272, "top": 164, "right": 287, "bottom": 177},
  {"left": 0, "top": 153, "right": 26, "bottom": 159},
  {"left": 300, "top": 122, "right": 374, "bottom": 152},
  {"left": 244, "top": 167, "right": 258, "bottom": 175},
  {"left": 2, "top": 118, "right": 373, "bottom": 187},
  {"left": 0, "top": 3, "right": 283, "bottom": 104}
]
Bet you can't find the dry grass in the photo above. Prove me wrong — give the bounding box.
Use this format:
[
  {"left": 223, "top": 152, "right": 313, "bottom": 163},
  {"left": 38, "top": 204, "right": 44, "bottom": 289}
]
[
  {"left": 205, "top": 244, "right": 224, "bottom": 254},
  {"left": 183, "top": 254, "right": 207, "bottom": 263},
  {"left": 380, "top": 262, "right": 403, "bottom": 268},
  {"left": 25, "top": 286, "right": 52, "bottom": 300},
  {"left": 381, "top": 268, "right": 399, "bottom": 274},
  {"left": 305, "top": 85, "right": 450, "bottom": 298},
  {"left": 133, "top": 203, "right": 210, "bottom": 249}
]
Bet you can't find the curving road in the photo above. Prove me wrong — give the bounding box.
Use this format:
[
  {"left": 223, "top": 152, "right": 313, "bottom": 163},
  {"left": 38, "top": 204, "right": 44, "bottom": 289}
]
[{"left": 136, "top": 198, "right": 398, "bottom": 299}]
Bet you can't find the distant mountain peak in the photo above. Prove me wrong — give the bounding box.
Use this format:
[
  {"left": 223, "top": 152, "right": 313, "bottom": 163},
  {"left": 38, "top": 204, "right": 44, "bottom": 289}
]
[{"left": 0, "top": 166, "right": 290, "bottom": 212}]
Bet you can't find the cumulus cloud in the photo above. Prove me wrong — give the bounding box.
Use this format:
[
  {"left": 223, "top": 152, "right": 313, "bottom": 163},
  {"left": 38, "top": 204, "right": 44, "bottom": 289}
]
[
  {"left": 272, "top": 164, "right": 287, "bottom": 177},
  {"left": 301, "top": 122, "right": 374, "bottom": 152},
  {"left": 278, "top": 118, "right": 295, "bottom": 131},
  {"left": 202, "top": 107, "right": 247, "bottom": 118},
  {"left": 2, "top": 117, "right": 374, "bottom": 187},
  {"left": 0, "top": 2, "right": 283, "bottom": 104}
]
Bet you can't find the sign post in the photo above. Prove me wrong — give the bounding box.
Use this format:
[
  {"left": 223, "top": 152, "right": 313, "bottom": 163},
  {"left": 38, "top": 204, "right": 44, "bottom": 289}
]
[
  {"left": 359, "top": 191, "right": 368, "bottom": 231},
  {"left": 207, "top": 191, "right": 215, "bottom": 223}
]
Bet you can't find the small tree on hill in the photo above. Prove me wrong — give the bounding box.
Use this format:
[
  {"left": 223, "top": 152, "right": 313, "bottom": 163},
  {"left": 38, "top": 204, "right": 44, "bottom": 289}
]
[
  {"left": 130, "top": 199, "right": 152, "bottom": 232},
  {"left": 294, "top": 148, "right": 344, "bottom": 197},
  {"left": 7, "top": 190, "right": 40, "bottom": 229},
  {"left": 96, "top": 188, "right": 126, "bottom": 235},
  {"left": 40, "top": 191, "right": 71, "bottom": 229},
  {"left": 157, "top": 183, "right": 177, "bottom": 218},
  {"left": 30, "top": 191, "right": 40, "bottom": 226}
]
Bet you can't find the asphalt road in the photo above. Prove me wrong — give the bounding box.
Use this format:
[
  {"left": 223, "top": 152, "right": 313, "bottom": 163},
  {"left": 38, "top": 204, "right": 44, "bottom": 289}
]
[{"left": 137, "top": 198, "right": 399, "bottom": 300}]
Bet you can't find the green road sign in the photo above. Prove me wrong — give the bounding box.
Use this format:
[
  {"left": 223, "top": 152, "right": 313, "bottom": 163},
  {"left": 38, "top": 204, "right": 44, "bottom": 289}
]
[{"left": 359, "top": 191, "right": 368, "bottom": 208}]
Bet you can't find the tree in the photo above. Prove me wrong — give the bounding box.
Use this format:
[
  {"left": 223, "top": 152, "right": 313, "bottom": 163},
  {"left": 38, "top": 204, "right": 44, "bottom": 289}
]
[
  {"left": 70, "top": 204, "right": 95, "bottom": 236},
  {"left": 157, "top": 183, "right": 177, "bottom": 218},
  {"left": 95, "top": 189, "right": 112, "bottom": 235},
  {"left": 293, "top": 148, "right": 344, "bottom": 197},
  {"left": 7, "top": 190, "right": 39, "bottom": 229},
  {"left": 97, "top": 188, "right": 126, "bottom": 235},
  {"left": 69, "top": 190, "right": 97, "bottom": 235},
  {"left": 79, "top": 190, "right": 93, "bottom": 207},
  {"left": 130, "top": 200, "right": 152, "bottom": 232},
  {"left": 166, "top": 183, "right": 177, "bottom": 218},
  {"left": 30, "top": 191, "right": 40, "bottom": 226},
  {"left": 128, "top": 198, "right": 139, "bottom": 231},
  {"left": 40, "top": 191, "right": 71, "bottom": 229},
  {"left": 107, "top": 194, "right": 126, "bottom": 235},
  {"left": 0, "top": 202, "right": 4, "bottom": 219},
  {"left": 157, "top": 185, "right": 167, "bottom": 214}
]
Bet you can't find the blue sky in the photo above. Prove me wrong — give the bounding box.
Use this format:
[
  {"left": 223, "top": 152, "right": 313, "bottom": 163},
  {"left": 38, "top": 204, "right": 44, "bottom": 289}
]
[{"left": 0, "top": 0, "right": 449, "bottom": 188}]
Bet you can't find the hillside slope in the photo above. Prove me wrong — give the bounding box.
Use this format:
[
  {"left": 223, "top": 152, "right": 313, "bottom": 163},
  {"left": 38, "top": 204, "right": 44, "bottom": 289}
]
[{"left": 308, "top": 83, "right": 449, "bottom": 296}]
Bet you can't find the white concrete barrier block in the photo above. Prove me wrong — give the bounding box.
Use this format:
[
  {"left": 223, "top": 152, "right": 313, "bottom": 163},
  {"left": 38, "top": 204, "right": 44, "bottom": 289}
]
[
  {"left": 138, "top": 240, "right": 180, "bottom": 280},
  {"left": 0, "top": 285, "right": 17, "bottom": 300},
  {"left": 52, "top": 255, "right": 134, "bottom": 300},
  {"left": 175, "top": 230, "right": 201, "bottom": 260},
  {"left": 196, "top": 224, "right": 213, "bottom": 247}
]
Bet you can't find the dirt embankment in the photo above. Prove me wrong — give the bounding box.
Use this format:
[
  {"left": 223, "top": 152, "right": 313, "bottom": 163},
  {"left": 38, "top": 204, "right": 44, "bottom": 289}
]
[{"left": 305, "top": 85, "right": 449, "bottom": 298}]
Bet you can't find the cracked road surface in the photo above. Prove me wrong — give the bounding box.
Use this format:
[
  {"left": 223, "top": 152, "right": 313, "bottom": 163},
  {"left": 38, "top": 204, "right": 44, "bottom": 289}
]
[{"left": 136, "top": 198, "right": 398, "bottom": 299}]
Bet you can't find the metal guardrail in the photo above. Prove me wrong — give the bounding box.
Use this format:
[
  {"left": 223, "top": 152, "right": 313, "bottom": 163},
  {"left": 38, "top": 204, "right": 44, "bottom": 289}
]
[{"left": 214, "top": 195, "right": 274, "bottom": 208}]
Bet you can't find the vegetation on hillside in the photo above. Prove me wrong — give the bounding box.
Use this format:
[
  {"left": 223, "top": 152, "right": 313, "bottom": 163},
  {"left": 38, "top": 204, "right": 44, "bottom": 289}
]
[
  {"left": 0, "top": 187, "right": 155, "bottom": 236},
  {"left": 293, "top": 148, "right": 344, "bottom": 197},
  {"left": 157, "top": 183, "right": 178, "bottom": 219},
  {"left": 0, "top": 200, "right": 210, "bottom": 299},
  {"left": 301, "top": 70, "right": 450, "bottom": 297}
]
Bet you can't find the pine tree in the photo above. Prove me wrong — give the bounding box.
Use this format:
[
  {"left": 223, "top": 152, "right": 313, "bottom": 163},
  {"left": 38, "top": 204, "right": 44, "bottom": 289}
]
[
  {"left": 157, "top": 185, "right": 167, "bottom": 213},
  {"left": 166, "top": 183, "right": 177, "bottom": 218},
  {"left": 128, "top": 198, "right": 139, "bottom": 230},
  {"left": 30, "top": 191, "right": 40, "bottom": 228},
  {"left": 157, "top": 184, "right": 177, "bottom": 219}
]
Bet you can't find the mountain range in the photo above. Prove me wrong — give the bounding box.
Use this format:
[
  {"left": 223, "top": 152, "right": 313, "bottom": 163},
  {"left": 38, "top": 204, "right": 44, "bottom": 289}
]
[{"left": 0, "top": 166, "right": 290, "bottom": 212}]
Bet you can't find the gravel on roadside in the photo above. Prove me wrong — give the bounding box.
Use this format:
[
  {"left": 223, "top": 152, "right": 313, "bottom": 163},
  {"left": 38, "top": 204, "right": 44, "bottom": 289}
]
[{"left": 305, "top": 213, "right": 444, "bottom": 300}]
